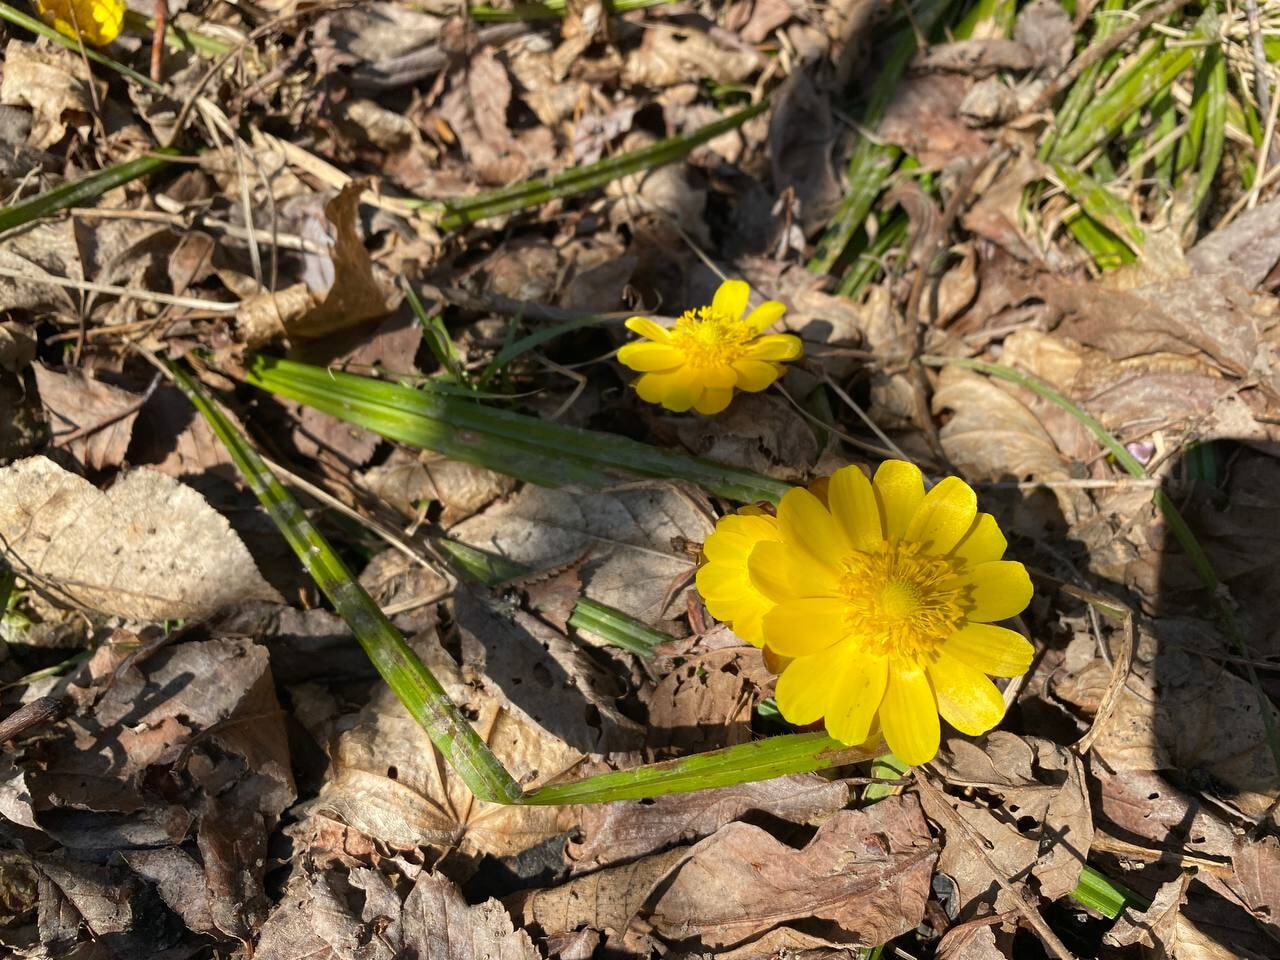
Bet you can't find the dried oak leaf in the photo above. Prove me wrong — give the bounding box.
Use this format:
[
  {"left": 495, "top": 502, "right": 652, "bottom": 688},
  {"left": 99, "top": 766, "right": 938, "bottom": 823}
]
[
  {"left": 0, "top": 457, "right": 281, "bottom": 621},
  {"left": 569, "top": 773, "right": 849, "bottom": 869},
  {"left": 924, "top": 732, "right": 1093, "bottom": 913},
  {"left": 300, "top": 630, "right": 584, "bottom": 858},
  {"left": 449, "top": 484, "right": 711, "bottom": 624},
  {"left": 32, "top": 364, "right": 142, "bottom": 472},
  {"left": 643, "top": 795, "right": 937, "bottom": 951},
  {"left": 256, "top": 867, "right": 540, "bottom": 960}
]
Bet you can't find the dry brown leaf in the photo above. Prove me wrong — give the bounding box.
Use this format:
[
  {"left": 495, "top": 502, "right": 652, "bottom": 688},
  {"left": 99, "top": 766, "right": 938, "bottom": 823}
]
[
  {"left": 0, "top": 41, "right": 95, "bottom": 151},
  {"left": 360, "top": 447, "right": 516, "bottom": 527},
  {"left": 675, "top": 392, "right": 818, "bottom": 482},
  {"left": 0, "top": 457, "right": 281, "bottom": 621},
  {"left": 453, "top": 587, "right": 644, "bottom": 754},
  {"left": 925, "top": 732, "right": 1093, "bottom": 913},
  {"left": 569, "top": 774, "right": 849, "bottom": 868},
  {"left": 621, "top": 27, "right": 759, "bottom": 88},
  {"left": 881, "top": 73, "right": 990, "bottom": 169},
  {"left": 448, "top": 484, "right": 711, "bottom": 624},
  {"left": 32, "top": 365, "right": 142, "bottom": 472},
  {"left": 300, "top": 630, "right": 585, "bottom": 857},
  {"left": 644, "top": 796, "right": 937, "bottom": 950},
  {"left": 641, "top": 645, "right": 772, "bottom": 757},
  {"left": 933, "top": 366, "right": 1090, "bottom": 526},
  {"left": 935, "top": 918, "right": 1009, "bottom": 959},
  {"left": 257, "top": 867, "right": 541, "bottom": 960},
  {"left": 0, "top": 321, "right": 36, "bottom": 373}
]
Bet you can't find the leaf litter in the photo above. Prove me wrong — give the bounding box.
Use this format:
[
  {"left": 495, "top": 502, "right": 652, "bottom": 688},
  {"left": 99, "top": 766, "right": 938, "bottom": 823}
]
[{"left": 3, "top": 0, "right": 1280, "bottom": 957}]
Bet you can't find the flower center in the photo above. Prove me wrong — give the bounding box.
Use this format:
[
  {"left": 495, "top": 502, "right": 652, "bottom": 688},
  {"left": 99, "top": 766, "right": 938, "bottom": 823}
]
[
  {"left": 839, "top": 541, "right": 969, "bottom": 663},
  {"left": 670, "top": 306, "right": 752, "bottom": 369}
]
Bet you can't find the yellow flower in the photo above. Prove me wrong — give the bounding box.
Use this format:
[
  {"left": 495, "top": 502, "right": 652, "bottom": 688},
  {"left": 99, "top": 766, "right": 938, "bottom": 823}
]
[
  {"left": 695, "top": 506, "right": 781, "bottom": 648},
  {"left": 34, "top": 0, "right": 124, "bottom": 46},
  {"left": 617, "top": 279, "right": 802, "bottom": 415},
  {"left": 697, "top": 461, "right": 1034, "bottom": 766}
]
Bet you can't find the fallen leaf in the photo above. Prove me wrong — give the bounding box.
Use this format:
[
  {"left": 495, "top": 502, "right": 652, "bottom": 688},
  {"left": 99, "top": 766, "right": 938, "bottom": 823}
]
[
  {"left": 360, "top": 446, "right": 516, "bottom": 527},
  {"left": 0, "top": 321, "right": 36, "bottom": 373},
  {"left": 0, "top": 41, "right": 95, "bottom": 151},
  {"left": 622, "top": 27, "right": 759, "bottom": 88},
  {"left": 300, "top": 630, "right": 584, "bottom": 857},
  {"left": 644, "top": 796, "right": 937, "bottom": 950},
  {"left": 881, "top": 73, "right": 990, "bottom": 169},
  {"left": 925, "top": 732, "right": 1093, "bottom": 913},
  {"left": 641, "top": 645, "right": 772, "bottom": 757},
  {"left": 33, "top": 364, "right": 142, "bottom": 472},
  {"left": 448, "top": 484, "right": 711, "bottom": 624},
  {"left": 676, "top": 392, "right": 818, "bottom": 482},
  {"left": 569, "top": 773, "right": 849, "bottom": 868},
  {"left": 256, "top": 866, "right": 542, "bottom": 960},
  {"left": 0, "top": 457, "right": 282, "bottom": 620},
  {"left": 936, "top": 918, "right": 1009, "bottom": 960}
]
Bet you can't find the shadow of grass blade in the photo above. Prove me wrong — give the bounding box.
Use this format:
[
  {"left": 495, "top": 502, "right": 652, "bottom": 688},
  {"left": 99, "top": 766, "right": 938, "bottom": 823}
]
[
  {"left": 164, "top": 359, "right": 522, "bottom": 804},
  {"left": 0, "top": 148, "right": 180, "bottom": 234},
  {"left": 435, "top": 99, "right": 767, "bottom": 231},
  {"left": 243, "top": 355, "right": 792, "bottom": 503},
  {"left": 521, "top": 732, "right": 873, "bottom": 804}
]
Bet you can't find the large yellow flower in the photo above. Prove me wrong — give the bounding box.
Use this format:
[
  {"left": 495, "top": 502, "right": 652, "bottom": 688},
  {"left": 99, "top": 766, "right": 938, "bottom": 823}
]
[
  {"left": 696, "top": 461, "right": 1034, "bottom": 765},
  {"left": 617, "top": 279, "right": 802, "bottom": 415},
  {"left": 35, "top": 0, "right": 124, "bottom": 45}
]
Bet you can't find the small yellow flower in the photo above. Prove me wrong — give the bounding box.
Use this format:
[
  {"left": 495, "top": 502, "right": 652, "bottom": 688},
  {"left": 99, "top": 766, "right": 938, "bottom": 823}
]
[
  {"left": 617, "top": 279, "right": 802, "bottom": 415},
  {"left": 696, "top": 460, "right": 1034, "bottom": 766},
  {"left": 34, "top": 0, "right": 124, "bottom": 46}
]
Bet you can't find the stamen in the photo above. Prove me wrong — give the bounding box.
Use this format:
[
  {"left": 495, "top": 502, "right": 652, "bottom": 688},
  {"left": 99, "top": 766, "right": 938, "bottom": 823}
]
[{"left": 670, "top": 306, "right": 753, "bottom": 369}]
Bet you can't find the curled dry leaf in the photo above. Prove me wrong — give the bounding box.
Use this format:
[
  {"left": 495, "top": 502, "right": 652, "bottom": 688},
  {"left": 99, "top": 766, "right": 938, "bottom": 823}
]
[
  {"left": 0, "top": 41, "right": 96, "bottom": 151},
  {"left": 675, "top": 392, "right": 819, "bottom": 482},
  {"left": 569, "top": 773, "right": 849, "bottom": 869},
  {"left": 32, "top": 364, "right": 143, "bottom": 472},
  {"left": 641, "top": 644, "right": 774, "bottom": 757},
  {"left": 924, "top": 732, "right": 1093, "bottom": 914},
  {"left": 449, "top": 484, "right": 712, "bottom": 624},
  {"left": 256, "top": 867, "right": 540, "bottom": 960},
  {"left": 360, "top": 447, "right": 516, "bottom": 527},
  {"left": 0, "top": 457, "right": 282, "bottom": 621}
]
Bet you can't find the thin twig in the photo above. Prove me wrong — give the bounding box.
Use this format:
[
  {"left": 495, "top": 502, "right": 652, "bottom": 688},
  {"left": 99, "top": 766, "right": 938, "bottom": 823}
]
[
  {"left": 915, "top": 773, "right": 1077, "bottom": 960},
  {"left": 1059, "top": 583, "right": 1135, "bottom": 755},
  {"left": 0, "top": 266, "right": 240, "bottom": 312}
]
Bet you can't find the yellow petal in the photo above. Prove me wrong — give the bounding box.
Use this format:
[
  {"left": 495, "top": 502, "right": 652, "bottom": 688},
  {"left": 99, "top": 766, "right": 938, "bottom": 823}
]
[
  {"left": 944, "top": 623, "right": 1034, "bottom": 677},
  {"left": 929, "top": 651, "right": 1007, "bottom": 736},
  {"left": 951, "top": 512, "right": 1007, "bottom": 566},
  {"left": 777, "top": 487, "right": 851, "bottom": 570},
  {"left": 732, "top": 600, "right": 771, "bottom": 647},
  {"left": 879, "top": 665, "right": 940, "bottom": 766},
  {"left": 700, "top": 365, "right": 739, "bottom": 389},
  {"left": 658, "top": 366, "right": 703, "bottom": 412},
  {"left": 712, "top": 279, "right": 751, "bottom": 320},
  {"left": 744, "top": 334, "right": 803, "bottom": 361},
  {"left": 906, "top": 476, "right": 978, "bottom": 556},
  {"left": 747, "top": 540, "right": 800, "bottom": 602},
  {"left": 617, "top": 341, "right": 684, "bottom": 372},
  {"left": 695, "top": 563, "right": 750, "bottom": 603},
  {"left": 742, "top": 300, "right": 787, "bottom": 332},
  {"left": 624, "top": 316, "right": 673, "bottom": 343},
  {"left": 693, "top": 387, "right": 734, "bottom": 415},
  {"left": 823, "top": 652, "right": 889, "bottom": 745},
  {"left": 827, "top": 464, "right": 884, "bottom": 551},
  {"left": 775, "top": 652, "right": 835, "bottom": 726},
  {"left": 731, "top": 359, "right": 782, "bottom": 392},
  {"left": 634, "top": 371, "right": 673, "bottom": 404},
  {"left": 963, "top": 561, "right": 1033, "bottom": 623},
  {"left": 874, "top": 460, "right": 925, "bottom": 543},
  {"left": 762, "top": 598, "right": 849, "bottom": 658}
]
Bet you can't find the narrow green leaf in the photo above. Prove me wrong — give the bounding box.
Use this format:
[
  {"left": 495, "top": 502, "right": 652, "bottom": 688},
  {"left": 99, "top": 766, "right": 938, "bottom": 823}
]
[
  {"left": 164, "top": 360, "right": 523, "bottom": 804},
  {"left": 1063, "top": 209, "right": 1135, "bottom": 270},
  {"left": 404, "top": 282, "right": 466, "bottom": 384},
  {"left": 1187, "top": 37, "right": 1227, "bottom": 226},
  {"left": 861, "top": 752, "right": 908, "bottom": 804},
  {"left": 836, "top": 212, "right": 909, "bottom": 298},
  {"left": 1050, "top": 162, "right": 1144, "bottom": 250},
  {"left": 434, "top": 100, "right": 767, "bottom": 231},
  {"left": 121, "top": 9, "right": 234, "bottom": 56},
  {"left": 0, "top": 149, "right": 180, "bottom": 235},
  {"left": 569, "top": 598, "right": 671, "bottom": 658},
  {"left": 520, "top": 732, "right": 873, "bottom": 804},
  {"left": 1052, "top": 44, "right": 1196, "bottom": 165},
  {"left": 482, "top": 313, "right": 614, "bottom": 382},
  {"left": 243, "top": 354, "right": 792, "bottom": 503},
  {"left": 1070, "top": 865, "right": 1145, "bottom": 918}
]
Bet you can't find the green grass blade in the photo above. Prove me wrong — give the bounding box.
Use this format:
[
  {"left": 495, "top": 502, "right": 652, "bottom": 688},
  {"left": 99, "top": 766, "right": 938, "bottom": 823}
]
[
  {"left": 121, "top": 9, "right": 234, "bottom": 56},
  {"left": 1050, "top": 162, "right": 1144, "bottom": 251},
  {"left": 482, "top": 313, "right": 614, "bottom": 383},
  {"left": 836, "top": 213, "right": 909, "bottom": 298},
  {"left": 0, "top": 148, "right": 180, "bottom": 234},
  {"left": 404, "top": 282, "right": 466, "bottom": 384},
  {"left": 808, "top": 142, "right": 903, "bottom": 275},
  {"left": 520, "top": 732, "right": 873, "bottom": 804},
  {"left": 1070, "top": 865, "right": 1145, "bottom": 918},
  {"left": 569, "top": 598, "right": 671, "bottom": 658},
  {"left": 243, "top": 354, "right": 792, "bottom": 503},
  {"left": 1063, "top": 210, "right": 1135, "bottom": 270},
  {"left": 164, "top": 359, "right": 522, "bottom": 803},
  {"left": 433, "top": 100, "right": 767, "bottom": 231},
  {"left": 1051, "top": 44, "right": 1196, "bottom": 165},
  {"left": 0, "top": 1, "right": 162, "bottom": 91},
  {"left": 1187, "top": 38, "right": 1226, "bottom": 225}
]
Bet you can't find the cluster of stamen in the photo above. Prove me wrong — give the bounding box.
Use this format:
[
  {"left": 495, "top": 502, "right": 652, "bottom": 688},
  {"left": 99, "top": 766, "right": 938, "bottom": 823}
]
[
  {"left": 839, "top": 541, "right": 969, "bottom": 663},
  {"left": 669, "top": 306, "right": 752, "bottom": 369}
]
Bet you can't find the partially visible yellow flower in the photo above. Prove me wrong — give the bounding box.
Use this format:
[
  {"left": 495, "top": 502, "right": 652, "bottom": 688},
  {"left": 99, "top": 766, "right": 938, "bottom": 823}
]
[
  {"left": 696, "top": 460, "right": 1034, "bottom": 766},
  {"left": 695, "top": 506, "right": 781, "bottom": 647},
  {"left": 34, "top": 0, "right": 124, "bottom": 46},
  {"left": 617, "top": 279, "right": 802, "bottom": 415}
]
